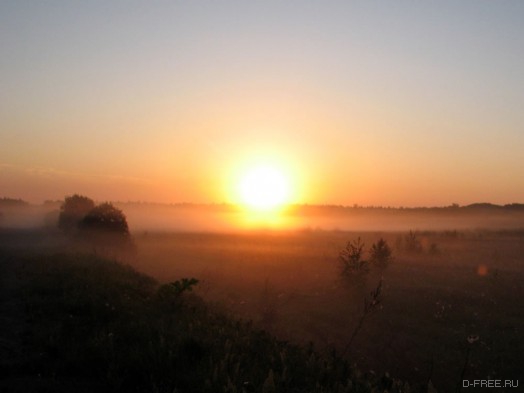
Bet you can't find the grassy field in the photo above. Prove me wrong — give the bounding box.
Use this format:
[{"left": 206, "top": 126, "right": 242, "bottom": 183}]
[
  {"left": 1, "top": 228, "right": 523, "bottom": 392},
  {"left": 129, "top": 229, "right": 524, "bottom": 392},
  {"left": 0, "top": 244, "right": 400, "bottom": 393}
]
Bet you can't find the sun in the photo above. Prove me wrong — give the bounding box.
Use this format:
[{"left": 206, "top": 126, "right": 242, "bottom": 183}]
[{"left": 238, "top": 165, "right": 291, "bottom": 211}]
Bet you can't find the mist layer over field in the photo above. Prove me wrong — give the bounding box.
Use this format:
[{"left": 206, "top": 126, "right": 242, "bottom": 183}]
[
  {"left": 1, "top": 201, "right": 523, "bottom": 391},
  {"left": 2, "top": 202, "right": 524, "bottom": 232},
  {"left": 127, "top": 230, "right": 524, "bottom": 389}
]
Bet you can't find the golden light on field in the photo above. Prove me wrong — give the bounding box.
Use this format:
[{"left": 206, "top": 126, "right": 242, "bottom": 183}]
[{"left": 237, "top": 164, "right": 291, "bottom": 212}]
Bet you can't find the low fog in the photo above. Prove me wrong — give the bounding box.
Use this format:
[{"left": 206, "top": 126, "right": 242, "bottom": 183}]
[
  {"left": 1, "top": 198, "right": 523, "bottom": 391},
  {"left": 2, "top": 201, "right": 524, "bottom": 232}
]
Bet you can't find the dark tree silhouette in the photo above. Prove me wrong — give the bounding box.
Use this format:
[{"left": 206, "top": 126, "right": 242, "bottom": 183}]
[
  {"left": 0, "top": 197, "right": 29, "bottom": 207},
  {"left": 58, "top": 194, "right": 95, "bottom": 232},
  {"left": 79, "top": 203, "right": 129, "bottom": 236},
  {"left": 369, "top": 238, "right": 393, "bottom": 268},
  {"left": 339, "top": 237, "right": 369, "bottom": 277}
]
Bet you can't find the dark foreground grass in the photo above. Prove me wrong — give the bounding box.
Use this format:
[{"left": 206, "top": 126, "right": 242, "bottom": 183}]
[{"left": 0, "top": 250, "right": 410, "bottom": 393}]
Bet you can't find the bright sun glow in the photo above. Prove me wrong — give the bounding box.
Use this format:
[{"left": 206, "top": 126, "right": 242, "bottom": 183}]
[{"left": 238, "top": 165, "right": 291, "bottom": 211}]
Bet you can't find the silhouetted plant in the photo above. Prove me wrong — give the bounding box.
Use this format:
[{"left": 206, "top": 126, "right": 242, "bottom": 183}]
[
  {"left": 404, "top": 230, "right": 423, "bottom": 254},
  {"left": 339, "top": 237, "right": 369, "bottom": 277},
  {"left": 58, "top": 194, "right": 95, "bottom": 232},
  {"left": 457, "top": 335, "right": 479, "bottom": 392},
  {"left": 170, "top": 277, "right": 199, "bottom": 296},
  {"left": 79, "top": 202, "right": 129, "bottom": 236},
  {"left": 341, "top": 279, "right": 383, "bottom": 357},
  {"left": 428, "top": 242, "right": 441, "bottom": 256},
  {"left": 369, "top": 238, "right": 393, "bottom": 268},
  {"left": 157, "top": 278, "right": 199, "bottom": 307}
]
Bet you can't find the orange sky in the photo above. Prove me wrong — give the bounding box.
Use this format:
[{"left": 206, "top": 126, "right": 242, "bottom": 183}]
[{"left": 1, "top": 2, "right": 523, "bottom": 206}]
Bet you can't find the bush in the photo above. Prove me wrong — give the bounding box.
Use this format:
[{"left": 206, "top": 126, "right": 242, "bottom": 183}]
[
  {"left": 404, "top": 230, "right": 423, "bottom": 254},
  {"left": 428, "top": 242, "right": 441, "bottom": 256},
  {"left": 339, "top": 237, "right": 368, "bottom": 277},
  {"left": 369, "top": 238, "right": 393, "bottom": 268},
  {"left": 58, "top": 194, "right": 95, "bottom": 232},
  {"left": 157, "top": 278, "right": 199, "bottom": 300},
  {"left": 79, "top": 203, "right": 129, "bottom": 237}
]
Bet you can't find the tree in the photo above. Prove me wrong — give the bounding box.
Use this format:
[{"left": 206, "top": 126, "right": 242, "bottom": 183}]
[
  {"left": 339, "top": 237, "right": 369, "bottom": 277},
  {"left": 58, "top": 194, "right": 95, "bottom": 232},
  {"left": 369, "top": 238, "right": 393, "bottom": 268},
  {"left": 0, "top": 197, "right": 29, "bottom": 207},
  {"left": 79, "top": 203, "right": 129, "bottom": 237}
]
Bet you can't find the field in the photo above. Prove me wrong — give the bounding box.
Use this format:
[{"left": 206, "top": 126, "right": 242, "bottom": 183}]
[
  {"left": 4, "top": 1, "right": 524, "bottom": 391},
  {"left": 130, "top": 229, "right": 524, "bottom": 391},
  {"left": 0, "top": 229, "right": 396, "bottom": 393},
  {"left": 1, "top": 223, "right": 523, "bottom": 392}
]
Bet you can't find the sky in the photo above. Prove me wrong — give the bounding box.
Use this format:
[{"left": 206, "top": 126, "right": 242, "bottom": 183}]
[{"left": 1, "top": 1, "right": 523, "bottom": 206}]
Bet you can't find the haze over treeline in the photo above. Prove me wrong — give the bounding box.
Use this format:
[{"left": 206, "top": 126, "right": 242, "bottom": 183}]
[{"left": 2, "top": 197, "right": 523, "bottom": 232}]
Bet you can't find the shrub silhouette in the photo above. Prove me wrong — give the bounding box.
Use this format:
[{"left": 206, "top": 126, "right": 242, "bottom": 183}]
[
  {"left": 58, "top": 194, "right": 95, "bottom": 232},
  {"left": 404, "top": 230, "right": 423, "bottom": 254},
  {"left": 79, "top": 202, "right": 129, "bottom": 236},
  {"left": 158, "top": 278, "right": 199, "bottom": 298},
  {"left": 428, "top": 242, "right": 441, "bottom": 256},
  {"left": 339, "top": 237, "right": 369, "bottom": 277},
  {"left": 157, "top": 278, "right": 199, "bottom": 309},
  {"left": 369, "top": 238, "right": 393, "bottom": 268}
]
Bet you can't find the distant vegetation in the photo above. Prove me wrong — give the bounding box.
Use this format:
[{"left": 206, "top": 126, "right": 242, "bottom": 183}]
[
  {"left": 339, "top": 237, "right": 369, "bottom": 278},
  {"left": 293, "top": 202, "right": 524, "bottom": 213},
  {"left": 58, "top": 194, "right": 96, "bottom": 232},
  {"left": 369, "top": 238, "right": 393, "bottom": 268},
  {"left": 3, "top": 196, "right": 524, "bottom": 214},
  {"left": 2, "top": 196, "right": 524, "bottom": 232},
  {"left": 402, "top": 231, "right": 424, "bottom": 254},
  {"left": 57, "top": 195, "right": 130, "bottom": 246},
  {"left": 79, "top": 202, "right": 129, "bottom": 237},
  {"left": 339, "top": 237, "right": 393, "bottom": 278},
  {"left": 0, "top": 197, "right": 29, "bottom": 207}
]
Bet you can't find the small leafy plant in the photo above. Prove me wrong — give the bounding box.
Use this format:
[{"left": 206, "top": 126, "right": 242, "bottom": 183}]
[
  {"left": 170, "top": 278, "right": 199, "bottom": 295},
  {"left": 156, "top": 278, "right": 199, "bottom": 306}
]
